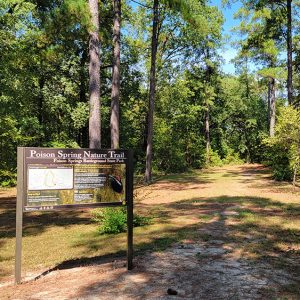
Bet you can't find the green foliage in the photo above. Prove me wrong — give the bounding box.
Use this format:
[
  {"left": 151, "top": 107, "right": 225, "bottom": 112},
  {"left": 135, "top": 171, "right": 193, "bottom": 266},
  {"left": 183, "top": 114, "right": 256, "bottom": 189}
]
[
  {"left": 217, "top": 75, "right": 268, "bottom": 163},
  {"left": 222, "top": 149, "right": 244, "bottom": 165},
  {"left": 0, "top": 0, "right": 290, "bottom": 186},
  {"left": 264, "top": 106, "right": 300, "bottom": 182},
  {"left": 133, "top": 214, "right": 151, "bottom": 227},
  {"left": 92, "top": 207, "right": 150, "bottom": 235},
  {"left": 0, "top": 170, "right": 16, "bottom": 187},
  {"left": 263, "top": 143, "right": 293, "bottom": 181},
  {"left": 206, "top": 148, "right": 244, "bottom": 167},
  {"left": 92, "top": 207, "right": 127, "bottom": 234},
  {"left": 208, "top": 150, "right": 223, "bottom": 167}
]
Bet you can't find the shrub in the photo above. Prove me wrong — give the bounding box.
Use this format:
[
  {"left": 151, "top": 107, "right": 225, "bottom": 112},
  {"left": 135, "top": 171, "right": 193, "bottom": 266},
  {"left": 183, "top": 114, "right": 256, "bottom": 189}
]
[
  {"left": 133, "top": 214, "right": 151, "bottom": 227},
  {"left": 222, "top": 149, "right": 244, "bottom": 165},
  {"left": 208, "top": 150, "right": 223, "bottom": 167},
  {"left": 92, "top": 207, "right": 151, "bottom": 234},
  {"left": 0, "top": 170, "right": 17, "bottom": 187},
  {"left": 263, "top": 106, "right": 300, "bottom": 182},
  {"left": 263, "top": 143, "right": 293, "bottom": 181},
  {"left": 92, "top": 207, "right": 127, "bottom": 234}
]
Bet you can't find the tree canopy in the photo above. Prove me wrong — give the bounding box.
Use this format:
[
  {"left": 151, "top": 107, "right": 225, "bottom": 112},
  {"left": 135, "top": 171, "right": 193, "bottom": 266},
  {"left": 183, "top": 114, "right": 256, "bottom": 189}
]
[{"left": 0, "top": 0, "right": 299, "bottom": 186}]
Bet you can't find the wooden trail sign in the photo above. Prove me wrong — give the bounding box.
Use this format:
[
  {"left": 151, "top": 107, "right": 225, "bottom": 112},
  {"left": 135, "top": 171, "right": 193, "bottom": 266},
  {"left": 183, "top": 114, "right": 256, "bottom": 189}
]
[{"left": 15, "top": 147, "right": 133, "bottom": 284}]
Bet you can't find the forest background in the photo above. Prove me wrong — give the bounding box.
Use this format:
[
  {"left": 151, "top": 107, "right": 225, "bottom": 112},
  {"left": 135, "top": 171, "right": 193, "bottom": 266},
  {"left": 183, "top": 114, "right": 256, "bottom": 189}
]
[{"left": 0, "top": 0, "right": 300, "bottom": 187}]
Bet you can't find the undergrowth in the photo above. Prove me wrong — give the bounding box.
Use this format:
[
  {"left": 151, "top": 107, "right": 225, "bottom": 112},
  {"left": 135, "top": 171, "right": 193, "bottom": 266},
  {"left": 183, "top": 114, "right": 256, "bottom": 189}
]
[{"left": 92, "top": 207, "right": 151, "bottom": 234}]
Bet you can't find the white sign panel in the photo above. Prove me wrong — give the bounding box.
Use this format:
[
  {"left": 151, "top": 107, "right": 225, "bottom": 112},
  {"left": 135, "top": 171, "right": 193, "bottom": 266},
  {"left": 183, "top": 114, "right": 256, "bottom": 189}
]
[{"left": 28, "top": 168, "right": 74, "bottom": 190}]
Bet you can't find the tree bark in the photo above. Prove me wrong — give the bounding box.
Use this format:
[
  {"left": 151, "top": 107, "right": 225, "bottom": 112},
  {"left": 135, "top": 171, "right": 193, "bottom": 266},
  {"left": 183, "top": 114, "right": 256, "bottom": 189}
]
[
  {"left": 269, "top": 77, "right": 276, "bottom": 137},
  {"left": 89, "top": 0, "right": 101, "bottom": 149},
  {"left": 205, "top": 103, "right": 210, "bottom": 165},
  {"left": 287, "top": 0, "right": 293, "bottom": 105},
  {"left": 78, "top": 48, "right": 89, "bottom": 148},
  {"left": 110, "top": 0, "right": 121, "bottom": 149},
  {"left": 145, "top": 0, "right": 159, "bottom": 184},
  {"left": 267, "top": 78, "right": 271, "bottom": 128},
  {"left": 205, "top": 49, "right": 212, "bottom": 165},
  {"left": 293, "top": 136, "right": 300, "bottom": 187},
  {"left": 293, "top": 158, "right": 299, "bottom": 187}
]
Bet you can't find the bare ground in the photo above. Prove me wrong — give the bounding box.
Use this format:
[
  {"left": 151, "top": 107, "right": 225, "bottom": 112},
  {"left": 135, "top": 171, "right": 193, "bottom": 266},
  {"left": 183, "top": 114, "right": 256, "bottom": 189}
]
[{"left": 0, "top": 164, "right": 299, "bottom": 299}]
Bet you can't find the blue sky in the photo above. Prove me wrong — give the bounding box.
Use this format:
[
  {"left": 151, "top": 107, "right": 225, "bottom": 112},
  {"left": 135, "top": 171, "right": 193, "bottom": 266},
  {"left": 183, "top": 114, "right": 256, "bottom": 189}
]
[{"left": 213, "top": 0, "right": 242, "bottom": 74}]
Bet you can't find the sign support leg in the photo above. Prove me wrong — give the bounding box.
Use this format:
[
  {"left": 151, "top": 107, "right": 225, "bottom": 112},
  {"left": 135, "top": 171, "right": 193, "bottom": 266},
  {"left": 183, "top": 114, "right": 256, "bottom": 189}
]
[
  {"left": 15, "top": 147, "right": 24, "bottom": 284},
  {"left": 126, "top": 150, "right": 133, "bottom": 270}
]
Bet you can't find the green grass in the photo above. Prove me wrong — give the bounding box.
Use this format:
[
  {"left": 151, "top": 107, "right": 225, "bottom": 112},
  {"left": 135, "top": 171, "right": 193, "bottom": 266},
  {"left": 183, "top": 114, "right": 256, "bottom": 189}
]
[{"left": 198, "top": 214, "right": 216, "bottom": 221}]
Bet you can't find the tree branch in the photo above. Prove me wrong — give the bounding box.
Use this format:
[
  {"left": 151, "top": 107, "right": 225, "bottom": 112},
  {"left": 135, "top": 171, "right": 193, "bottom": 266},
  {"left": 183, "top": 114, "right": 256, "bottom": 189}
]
[{"left": 129, "top": 0, "right": 152, "bottom": 9}]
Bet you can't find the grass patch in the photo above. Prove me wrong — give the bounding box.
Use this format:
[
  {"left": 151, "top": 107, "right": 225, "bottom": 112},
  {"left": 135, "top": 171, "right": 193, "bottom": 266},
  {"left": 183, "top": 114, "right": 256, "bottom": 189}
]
[
  {"left": 198, "top": 214, "right": 216, "bottom": 221},
  {"left": 234, "top": 208, "right": 255, "bottom": 219}
]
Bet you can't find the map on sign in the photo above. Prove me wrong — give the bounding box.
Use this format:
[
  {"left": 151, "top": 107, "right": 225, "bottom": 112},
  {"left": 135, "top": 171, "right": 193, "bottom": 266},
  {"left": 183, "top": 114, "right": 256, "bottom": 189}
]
[{"left": 28, "top": 168, "right": 74, "bottom": 190}]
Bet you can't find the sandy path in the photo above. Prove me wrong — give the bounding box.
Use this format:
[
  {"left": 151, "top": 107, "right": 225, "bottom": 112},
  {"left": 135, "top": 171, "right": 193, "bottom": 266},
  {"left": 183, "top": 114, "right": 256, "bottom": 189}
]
[{"left": 0, "top": 164, "right": 299, "bottom": 299}]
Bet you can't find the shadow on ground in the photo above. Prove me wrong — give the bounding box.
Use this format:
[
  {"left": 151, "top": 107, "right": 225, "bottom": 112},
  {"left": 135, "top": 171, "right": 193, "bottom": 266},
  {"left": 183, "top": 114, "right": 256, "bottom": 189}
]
[
  {"left": 25, "top": 194, "right": 299, "bottom": 299},
  {"left": 0, "top": 196, "right": 92, "bottom": 239},
  {"left": 73, "top": 194, "right": 300, "bottom": 299}
]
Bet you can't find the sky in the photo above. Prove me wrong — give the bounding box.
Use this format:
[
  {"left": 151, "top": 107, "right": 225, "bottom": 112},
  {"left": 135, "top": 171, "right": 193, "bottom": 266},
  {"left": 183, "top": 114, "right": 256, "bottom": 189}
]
[{"left": 213, "top": 0, "right": 242, "bottom": 74}]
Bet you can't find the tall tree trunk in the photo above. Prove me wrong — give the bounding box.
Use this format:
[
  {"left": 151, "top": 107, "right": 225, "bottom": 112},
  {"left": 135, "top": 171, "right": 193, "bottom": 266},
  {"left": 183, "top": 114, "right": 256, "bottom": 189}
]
[
  {"left": 267, "top": 78, "right": 271, "bottom": 128},
  {"left": 88, "top": 0, "right": 101, "bottom": 149},
  {"left": 293, "top": 161, "right": 299, "bottom": 187},
  {"left": 110, "top": 0, "right": 121, "bottom": 149},
  {"left": 205, "top": 49, "right": 212, "bottom": 165},
  {"left": 287, "top": 0, "right": 293, "bottom": 105},
  {"left": 205, "top": 103, "right": 210, "bottom": 165},
  {"left": 269, "top": 77, "right": 276, "bottom": 137},
  {"left": 145, "top": 0, "right": 159, "bottom": 184},
  {"left": 293, "top": 137, "right": 300, "bottom": 187},
  {"left": 78, "top": 48, "right": 89, "bottom": 148}
]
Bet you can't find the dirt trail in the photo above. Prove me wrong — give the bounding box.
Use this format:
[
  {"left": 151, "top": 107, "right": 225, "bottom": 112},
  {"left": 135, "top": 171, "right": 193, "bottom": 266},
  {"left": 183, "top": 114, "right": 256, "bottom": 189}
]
[{"left": 0, "top": 164, "right": 299, "bottom": 299}]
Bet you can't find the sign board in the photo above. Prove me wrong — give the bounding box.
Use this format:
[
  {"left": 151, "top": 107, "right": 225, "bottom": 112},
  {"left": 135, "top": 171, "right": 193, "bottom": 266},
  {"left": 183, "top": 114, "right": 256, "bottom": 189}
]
[
  {"left": 20, "top": 148, "right": 131, "bottom": 211},
  {"left": 15, "top": 147, "right": 134, "bottom": 284}
]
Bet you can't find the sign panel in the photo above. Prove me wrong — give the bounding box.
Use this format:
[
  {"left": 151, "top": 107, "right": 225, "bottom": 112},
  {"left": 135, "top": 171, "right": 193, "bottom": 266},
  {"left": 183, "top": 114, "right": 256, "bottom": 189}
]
[
  {"left": 15, "top": 147, "right": 134, "bottom": 284},
  {"left": 22, "top": 148, "right": 130, "bottom": 211}
]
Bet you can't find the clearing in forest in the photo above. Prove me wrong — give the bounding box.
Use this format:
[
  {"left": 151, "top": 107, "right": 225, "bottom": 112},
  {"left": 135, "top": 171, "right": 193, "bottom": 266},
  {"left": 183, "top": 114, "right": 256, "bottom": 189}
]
[{"left": 0, "top": 164, "right": 299, "bottom": 299}]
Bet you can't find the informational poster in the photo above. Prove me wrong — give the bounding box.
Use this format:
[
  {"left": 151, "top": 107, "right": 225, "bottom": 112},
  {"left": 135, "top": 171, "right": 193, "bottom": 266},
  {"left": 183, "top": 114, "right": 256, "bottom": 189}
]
[{"left": 22, "top": 148, "right": 130, "bottom": 211}]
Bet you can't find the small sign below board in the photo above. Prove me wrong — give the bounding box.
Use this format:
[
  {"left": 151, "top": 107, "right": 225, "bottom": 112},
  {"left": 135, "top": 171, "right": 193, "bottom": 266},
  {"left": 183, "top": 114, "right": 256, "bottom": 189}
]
[{"left": 21, "top": 148, "right": 131, "bottom": 211}]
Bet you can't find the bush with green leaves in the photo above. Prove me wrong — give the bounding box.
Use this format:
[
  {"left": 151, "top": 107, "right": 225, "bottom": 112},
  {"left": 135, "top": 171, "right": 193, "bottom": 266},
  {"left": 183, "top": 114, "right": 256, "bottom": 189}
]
[
  {"left": 0, "top": 170, "right": 17, "bottom": 187},
  {"left": 222, "top": 148, "right": 244, "bottom": 165},
  {"left": 264, "top": 106, "right": 300, "bottom": 183},
  {"left": 207, "top": 149, "right": 223, "bottom": 167},
  {"left": 92, "top": 207, "right": 150, "bottom": 234},
  {"left": 263, "top": 143, "right": 293, "bottom": 181}
]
